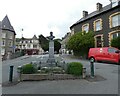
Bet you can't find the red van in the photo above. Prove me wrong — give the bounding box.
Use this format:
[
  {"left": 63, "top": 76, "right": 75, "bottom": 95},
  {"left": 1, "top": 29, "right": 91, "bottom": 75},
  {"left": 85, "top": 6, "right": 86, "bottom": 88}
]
[{"left": 88, "top": 47, "right": 120, "bottom": 64}]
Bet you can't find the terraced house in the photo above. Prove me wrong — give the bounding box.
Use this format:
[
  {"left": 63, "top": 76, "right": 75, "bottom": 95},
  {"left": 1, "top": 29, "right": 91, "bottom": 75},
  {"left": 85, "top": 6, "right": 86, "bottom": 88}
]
[
  {"left": 70, "top": 0, "right": 120, "bottom": 48},
  {"left": 1, "top": 15, "right": 16, "bottom": 60}
]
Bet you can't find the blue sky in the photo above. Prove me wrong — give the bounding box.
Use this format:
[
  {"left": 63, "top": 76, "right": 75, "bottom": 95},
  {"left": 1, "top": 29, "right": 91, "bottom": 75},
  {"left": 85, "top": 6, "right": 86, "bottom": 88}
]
[{"left": 0, "top": 0, "right": 110, "bottom": 39}]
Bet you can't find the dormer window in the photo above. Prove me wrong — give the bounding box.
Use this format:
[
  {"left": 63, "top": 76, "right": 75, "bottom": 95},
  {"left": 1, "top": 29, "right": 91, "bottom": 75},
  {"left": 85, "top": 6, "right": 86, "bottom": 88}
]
[{"left": 111, "top": 0, "right": 119, "bottom": 7}]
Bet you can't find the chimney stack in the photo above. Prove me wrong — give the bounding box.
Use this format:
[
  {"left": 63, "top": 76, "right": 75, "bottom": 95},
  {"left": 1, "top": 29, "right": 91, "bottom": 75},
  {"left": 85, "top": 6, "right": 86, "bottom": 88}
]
[
  {"left": 83, "top": 11, "right": 88, "bottom": 18},
  {"left": 97, "top": 3, "right": 102, "bottom": 11}
]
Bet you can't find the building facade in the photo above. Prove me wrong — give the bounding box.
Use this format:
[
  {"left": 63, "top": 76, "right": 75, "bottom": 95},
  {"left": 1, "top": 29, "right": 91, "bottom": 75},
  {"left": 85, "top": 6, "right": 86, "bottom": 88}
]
[
  {"left": 1, "top": 15, "right": 16, "bottom": 59},
  {"left": 16, "top": 35, "right": 44, "bottom": 55},
  {"left": 70, "top": 0, "right": 120, "bottom": 48},
  {"left": 61, "top": 32, "right": 72, "bottom": 54}
]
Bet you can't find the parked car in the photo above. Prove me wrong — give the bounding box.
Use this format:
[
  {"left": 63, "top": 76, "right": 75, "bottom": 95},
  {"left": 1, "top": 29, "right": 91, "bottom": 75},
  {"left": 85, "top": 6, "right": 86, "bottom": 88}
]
[{"left": 88, "top": 47, "right": 120, "bottom": 64}]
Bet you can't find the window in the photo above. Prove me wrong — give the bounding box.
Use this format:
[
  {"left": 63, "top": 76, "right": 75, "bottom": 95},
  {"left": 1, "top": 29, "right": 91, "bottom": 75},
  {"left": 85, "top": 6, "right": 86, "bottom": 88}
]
[
  {"left": 2, "top": 40, "right": 5, "bottom": 46},
  {"left": 33, "top": 40, "right": 38, "bottom": 43},
  {"left": 33, "top": 45, "right": 37, "bottom": 48},
  {"left": 2, "top": 33, "right": 6, "bottom": 38},
  {"left": 9, "top": 35, "right": 13, "bottom": 39},
  {"left": 108, "top": 30, "right": 120, "bottom": 46},
  {"left": 27, "top": 45, "right": 30, "bottom": 48},
  {"left": 9, "top": 41, "right": 12, "bottom": 47},
  {"left": 23, "top": 45, "right": 25, "bottom": 49},
  {"left": 112, "top": 2, "right": 118, "bottom": 7},
  {"left": 108, "top": 48, "right": 117, "bottom": 53},
  {"left": 111, "top": 32, "right": 120, "bottom": 39},
  {"left": 19, "top": 45, "right": 22, "bottom": 48},
  {"left": 111, "top": 14, "right": 120, "bottom": 27},
  {"left": 112, "top": 0, "right": 118, "bottom": 7},
  {"left": 24, "top": 41, "right": 26, "bottom": 43},
  {"left": 94, "top": 19, "right": 102, "bottom": 31},
  {"left": 30, "top": 40, "right": 32, "bottom": 43},
  {"left": 82, "top": 23, "right": 89, "bottom": 33},
  {"left": 1, "top": 48, "right": 5, "bottom": 55},
  {"left": 109, "top": 12, "right": 120, "bottom": 28}
]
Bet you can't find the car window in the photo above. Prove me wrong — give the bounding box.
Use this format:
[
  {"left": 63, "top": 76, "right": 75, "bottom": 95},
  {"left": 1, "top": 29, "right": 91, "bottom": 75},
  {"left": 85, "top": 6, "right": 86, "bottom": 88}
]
[{"left": 108, "top": 48, "right": 117, "bottom": 53}]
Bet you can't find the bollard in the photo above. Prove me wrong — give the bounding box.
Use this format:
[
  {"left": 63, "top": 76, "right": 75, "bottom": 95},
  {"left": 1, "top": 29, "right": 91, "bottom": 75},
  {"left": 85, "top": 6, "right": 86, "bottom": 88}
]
[
  {"left": 39, "top": 61, "right": 41, "bottom": 70},
  {"left": 17, "top": 66, "right": 22, "bottom": 81},
  {"left": 55, "top": 61, "right": 58, "bottom": 66},
  {"left": 9, "top": 65, "right": 14, "bottom": 82},
  {"left": 63, "top": 61, "right": 65, "bottom": 70},
  {"left": 90, "top": 59, "right": 94, "bottom": 78},
  {"left": 82, "top": 67, "right": 86, "bottom": 79}
]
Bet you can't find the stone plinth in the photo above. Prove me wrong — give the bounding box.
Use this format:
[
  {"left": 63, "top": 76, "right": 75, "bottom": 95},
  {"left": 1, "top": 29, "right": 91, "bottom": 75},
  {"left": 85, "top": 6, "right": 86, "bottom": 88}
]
[{"left": 47, "top": 32, "right": 55, "bottom": 66}]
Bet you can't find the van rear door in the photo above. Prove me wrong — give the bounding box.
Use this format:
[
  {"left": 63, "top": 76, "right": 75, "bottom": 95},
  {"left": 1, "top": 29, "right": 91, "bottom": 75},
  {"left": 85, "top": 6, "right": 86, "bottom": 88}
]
[{"left": 107, "top": 48, "right": 119, "bottom": 63}]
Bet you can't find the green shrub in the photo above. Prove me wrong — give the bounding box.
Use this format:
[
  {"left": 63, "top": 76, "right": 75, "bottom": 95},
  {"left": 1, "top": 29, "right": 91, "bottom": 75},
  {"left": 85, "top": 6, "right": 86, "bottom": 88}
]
[
  {"left": 21, "top": 64, "right": 37, "bottom": 74},
  {"left": 67, "top": 62, "right": 83, "bottom": 76},
  {"left": 111, "top": 37, "right": 120, "bottom": 49}
]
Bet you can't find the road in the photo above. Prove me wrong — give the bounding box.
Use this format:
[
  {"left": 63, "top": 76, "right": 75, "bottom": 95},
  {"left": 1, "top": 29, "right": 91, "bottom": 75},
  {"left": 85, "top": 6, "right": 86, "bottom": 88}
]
[
  {"left": 2, "top": 54, "right": 50, "bottom": 83},
  {"left": 2, "top": 54, "right": 119, "bottom": 94}
]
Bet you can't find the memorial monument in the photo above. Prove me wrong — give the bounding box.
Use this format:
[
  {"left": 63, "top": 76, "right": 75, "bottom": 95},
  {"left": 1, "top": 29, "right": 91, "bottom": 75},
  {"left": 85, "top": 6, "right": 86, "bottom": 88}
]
[{"left": 47, "top": 32, "right": 56, "bottom": 67}]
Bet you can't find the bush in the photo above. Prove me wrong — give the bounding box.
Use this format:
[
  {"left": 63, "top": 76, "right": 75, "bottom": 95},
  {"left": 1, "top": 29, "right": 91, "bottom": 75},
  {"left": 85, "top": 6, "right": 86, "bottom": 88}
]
[
  {"left": 67, "top": 62, "right": 83, "bottom": 76},
  {"left": 111, "top": 37, "right": 120, "bottom": 49},
  {"left": 67, "top": 31, "right": 94, "bottom": 58},
  {"left": 21, "top": 64, "right": 37, "bottom": 74}
]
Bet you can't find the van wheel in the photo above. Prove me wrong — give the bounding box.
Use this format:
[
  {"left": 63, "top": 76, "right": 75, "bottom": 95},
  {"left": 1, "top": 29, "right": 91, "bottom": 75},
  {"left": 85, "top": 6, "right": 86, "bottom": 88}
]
[{"left": 90, "top": 57, "right": 95, "bottom": 62}]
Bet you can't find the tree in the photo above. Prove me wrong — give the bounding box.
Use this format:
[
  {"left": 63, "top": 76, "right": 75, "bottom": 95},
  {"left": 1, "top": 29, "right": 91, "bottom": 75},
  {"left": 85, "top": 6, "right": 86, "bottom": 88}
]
[
  {"left": 54, "top": 39, "right": 61, "bottom": 53},
  {"left": 111, "top": 36, "right": 120, "bottom": 49},
  {"left": 38, "top": 35, "right": 61, "bottom": 53},
  {"left": 67, "top": 31, "right": 94, "bottom": 58},
  {"left": 38, "top": 35, "right": 49, "bottom": 51}
]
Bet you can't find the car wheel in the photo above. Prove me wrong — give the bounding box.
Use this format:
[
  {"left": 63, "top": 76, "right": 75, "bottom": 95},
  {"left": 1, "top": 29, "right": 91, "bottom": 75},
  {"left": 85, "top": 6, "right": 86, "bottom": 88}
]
[{"left": 90, "top": 57, "right": 95, "bottom": 62}]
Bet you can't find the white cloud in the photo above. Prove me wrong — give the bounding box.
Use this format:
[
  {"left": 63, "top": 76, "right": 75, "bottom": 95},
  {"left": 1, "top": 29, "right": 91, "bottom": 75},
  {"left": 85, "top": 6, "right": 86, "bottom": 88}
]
[{"left": 0, "top": 0, "right": 110, "bottom": 39}]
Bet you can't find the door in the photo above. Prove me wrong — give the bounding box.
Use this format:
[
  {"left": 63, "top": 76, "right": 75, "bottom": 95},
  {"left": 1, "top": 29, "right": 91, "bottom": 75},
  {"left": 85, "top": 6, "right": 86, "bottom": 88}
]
[{"left": 96, "top": 36, "right": 102, "bottom": 47}]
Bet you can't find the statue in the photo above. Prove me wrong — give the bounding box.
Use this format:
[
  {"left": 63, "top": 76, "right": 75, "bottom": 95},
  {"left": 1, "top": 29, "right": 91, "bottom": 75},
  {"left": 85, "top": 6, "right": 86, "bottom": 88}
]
[{"left": 49, "top": 32, "right": 55, "bottom": 40}]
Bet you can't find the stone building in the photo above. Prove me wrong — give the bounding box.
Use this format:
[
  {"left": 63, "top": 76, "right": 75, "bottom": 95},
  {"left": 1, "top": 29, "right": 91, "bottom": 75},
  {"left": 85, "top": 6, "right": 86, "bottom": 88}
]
[
  {"left": 61, "top": 32, "right": 72, "bottom": 54},
  {"left": 1, "top": 15, "right": 16, "bottom": 59},
  {"left": 16, "top": 35, "right": 44, "bottom": 55},
  {"left": 70, "top": 0, "right": 120, "bottom": 47}
]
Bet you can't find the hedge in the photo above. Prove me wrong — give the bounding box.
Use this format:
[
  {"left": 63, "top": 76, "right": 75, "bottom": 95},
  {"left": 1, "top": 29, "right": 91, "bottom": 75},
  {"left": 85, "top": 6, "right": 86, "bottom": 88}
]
[
  {"left": 21, "top": 64, "right": 37, "bottom": 74},
  {"left": 67, "top": 62, "right": 83, "bottom": 76}
]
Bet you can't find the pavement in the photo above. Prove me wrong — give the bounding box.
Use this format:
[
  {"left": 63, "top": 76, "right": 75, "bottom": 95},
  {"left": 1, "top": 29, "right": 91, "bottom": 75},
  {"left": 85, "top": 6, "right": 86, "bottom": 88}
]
[{"left": 2, "top": 54, "right": 119, "bottom": 94}]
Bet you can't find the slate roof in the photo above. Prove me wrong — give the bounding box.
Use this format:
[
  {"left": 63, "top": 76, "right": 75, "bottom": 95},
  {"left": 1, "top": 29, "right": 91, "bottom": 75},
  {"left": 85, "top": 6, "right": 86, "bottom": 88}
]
[
  {"left": 70, "top": 3, "right": 119, "bottom": 29},
  {"left": 1, "top": 15, "right": 16, "bottom": 35}
]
